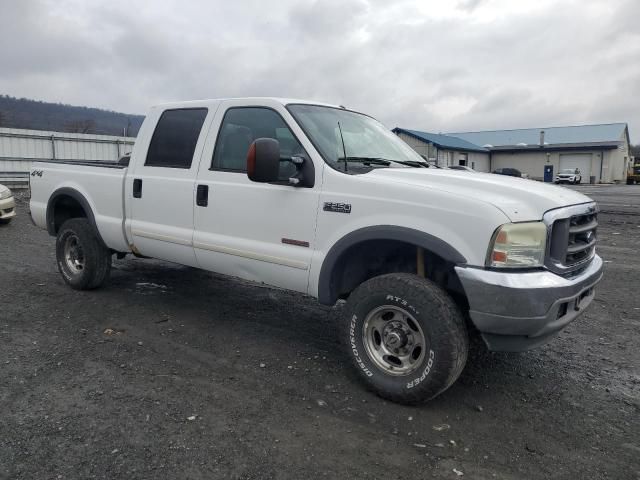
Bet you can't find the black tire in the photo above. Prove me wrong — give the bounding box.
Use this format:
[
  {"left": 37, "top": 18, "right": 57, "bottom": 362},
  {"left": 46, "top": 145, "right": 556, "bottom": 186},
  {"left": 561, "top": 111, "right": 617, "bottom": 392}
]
[
  {"left": 56, "top": 218, "right": 112, "bottom": 290},
  {"left": 0, "top": 217, "right": 12, "bottom": 225},
  {"left": 342, "top": 273, "right": 468, "bottom": 404}
]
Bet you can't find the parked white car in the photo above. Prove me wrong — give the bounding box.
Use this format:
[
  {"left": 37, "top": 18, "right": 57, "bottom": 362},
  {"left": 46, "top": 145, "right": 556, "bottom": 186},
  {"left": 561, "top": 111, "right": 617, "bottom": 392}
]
[
  {"left": 29, "top": 98, "right": 603, "bottom": 404},
  {"left": 555, "top": 168, "right": 582, "bottom": 184},
  {"left": 0, "top": 184, "right": 16, "bottom": 224}
]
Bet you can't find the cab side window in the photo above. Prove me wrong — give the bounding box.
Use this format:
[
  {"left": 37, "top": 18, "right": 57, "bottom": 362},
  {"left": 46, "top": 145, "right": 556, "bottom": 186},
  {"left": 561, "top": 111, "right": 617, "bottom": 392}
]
[
  {"left": 211, "top": 107, "right": 304, "bottom": 179},
  {"left": 145, "top": 108, "right": 208, "bottom": 169}
]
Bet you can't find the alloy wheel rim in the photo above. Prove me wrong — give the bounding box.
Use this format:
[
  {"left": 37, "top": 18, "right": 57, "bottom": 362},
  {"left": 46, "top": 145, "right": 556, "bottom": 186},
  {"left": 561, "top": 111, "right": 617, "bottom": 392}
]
[
  {"left": 362, "top": 305, "right": 427, "bottom": 376},
  {"left": 63, "top": 234, "right": 85, "bottom": 274}
]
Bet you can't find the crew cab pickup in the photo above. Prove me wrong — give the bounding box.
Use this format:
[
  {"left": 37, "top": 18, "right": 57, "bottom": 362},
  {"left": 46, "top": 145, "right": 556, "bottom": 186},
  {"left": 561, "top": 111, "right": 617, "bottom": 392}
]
[{"left": 29, "top": 98, "right": 603, "bottom": 404}]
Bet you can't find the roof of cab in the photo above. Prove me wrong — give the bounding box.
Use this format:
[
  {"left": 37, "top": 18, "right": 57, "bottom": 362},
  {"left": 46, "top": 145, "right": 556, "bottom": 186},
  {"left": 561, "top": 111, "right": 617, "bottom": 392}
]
[{"left": 152, "top": 97, "right": 341, "bottom": 110}]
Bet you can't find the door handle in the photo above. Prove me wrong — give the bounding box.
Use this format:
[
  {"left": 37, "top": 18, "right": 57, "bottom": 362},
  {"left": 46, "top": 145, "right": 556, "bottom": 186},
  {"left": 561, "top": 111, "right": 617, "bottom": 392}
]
[
  {"left": 196, "top": 184, "right": 209, "bottom": 207},
  {"left": 133, "top": 178, "right": 142, "bottom": 198}
]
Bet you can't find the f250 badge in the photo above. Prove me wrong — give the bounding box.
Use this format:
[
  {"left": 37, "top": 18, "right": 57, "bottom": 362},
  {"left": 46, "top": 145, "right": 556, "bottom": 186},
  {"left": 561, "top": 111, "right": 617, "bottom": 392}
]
[
  {"left": 31, "top": 170, "right": 43, "bottom": 177},
  {"left": 323, "top": 202, "right": 352, "bottom": 214}
]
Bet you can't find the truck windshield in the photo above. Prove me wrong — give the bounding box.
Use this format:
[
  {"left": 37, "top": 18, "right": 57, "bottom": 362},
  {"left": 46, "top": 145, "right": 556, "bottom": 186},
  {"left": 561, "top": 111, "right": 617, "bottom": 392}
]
[{"left": 287, "top": 104, "right": 428, "bottom": 173}]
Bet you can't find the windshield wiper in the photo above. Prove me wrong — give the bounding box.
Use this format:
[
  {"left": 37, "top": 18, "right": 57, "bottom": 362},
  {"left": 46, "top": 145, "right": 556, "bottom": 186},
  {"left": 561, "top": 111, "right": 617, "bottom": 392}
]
[
  {"left": 338, "top": 156, "right": 428, "bottom": 168},
  {"left": 392, "top": 160, "right": 430, "bottom": 168}
]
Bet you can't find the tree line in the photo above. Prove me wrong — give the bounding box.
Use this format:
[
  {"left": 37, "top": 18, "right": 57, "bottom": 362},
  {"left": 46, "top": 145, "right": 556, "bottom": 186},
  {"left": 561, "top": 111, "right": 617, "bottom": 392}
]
[{"left": 0, "top": 95, "right": 144, "bottom": 137}]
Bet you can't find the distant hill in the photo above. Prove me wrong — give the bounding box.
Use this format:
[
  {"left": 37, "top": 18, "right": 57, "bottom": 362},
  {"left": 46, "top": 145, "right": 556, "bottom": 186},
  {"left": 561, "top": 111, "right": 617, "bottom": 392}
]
[{"left": 0, "top": 95, "right": 144, "bottom": 137}]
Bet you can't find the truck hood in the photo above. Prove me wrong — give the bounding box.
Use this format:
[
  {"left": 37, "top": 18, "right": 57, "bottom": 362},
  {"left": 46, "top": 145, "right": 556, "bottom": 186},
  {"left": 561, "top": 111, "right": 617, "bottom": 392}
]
[{"left": 367, "top": 168, "right": 593, "bottom": 222}]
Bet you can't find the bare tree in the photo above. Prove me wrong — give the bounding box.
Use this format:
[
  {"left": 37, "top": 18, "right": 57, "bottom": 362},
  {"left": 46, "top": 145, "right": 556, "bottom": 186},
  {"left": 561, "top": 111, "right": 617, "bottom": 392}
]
[{"left": 64, "top": 119, "right": 96, "bottom": 134}]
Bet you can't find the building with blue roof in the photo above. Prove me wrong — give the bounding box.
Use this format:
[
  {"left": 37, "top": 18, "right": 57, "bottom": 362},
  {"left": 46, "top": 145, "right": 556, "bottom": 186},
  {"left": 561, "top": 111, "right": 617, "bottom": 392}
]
[
  {"left": 392, "top": 128, "right": 491, "bottom": 172},
  {"left": 394, "top": 123, "right": 632, "bottom": 183}
]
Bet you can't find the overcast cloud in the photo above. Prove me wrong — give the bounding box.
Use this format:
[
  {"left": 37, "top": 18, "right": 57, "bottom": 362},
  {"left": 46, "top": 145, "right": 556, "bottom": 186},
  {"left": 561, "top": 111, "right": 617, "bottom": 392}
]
[{"left": 1, "top": 0, "right": 639, "bottom": 139}]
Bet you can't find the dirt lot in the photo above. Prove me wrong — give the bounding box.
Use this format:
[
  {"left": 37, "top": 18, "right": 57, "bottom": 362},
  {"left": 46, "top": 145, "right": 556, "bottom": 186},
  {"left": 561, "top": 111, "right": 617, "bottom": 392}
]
[{"left": 1, "top": 185, "right": 639, "bottom": 480}]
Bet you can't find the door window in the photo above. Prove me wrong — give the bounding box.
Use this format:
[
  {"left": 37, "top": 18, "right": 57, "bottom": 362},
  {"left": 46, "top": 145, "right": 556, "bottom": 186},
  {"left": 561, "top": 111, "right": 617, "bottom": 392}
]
[
  {"left": 145, "top": 108, "right": 208, "bottom": 169},
  {"left": 212, "top": 107, "right": 305, "bottom": 180}
]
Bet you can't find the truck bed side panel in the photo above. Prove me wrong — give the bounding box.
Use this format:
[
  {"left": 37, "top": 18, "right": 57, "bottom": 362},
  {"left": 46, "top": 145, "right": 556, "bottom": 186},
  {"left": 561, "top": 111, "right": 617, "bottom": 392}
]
[{"left": 30, "top": 162, "right": 130, "bottom": 252}]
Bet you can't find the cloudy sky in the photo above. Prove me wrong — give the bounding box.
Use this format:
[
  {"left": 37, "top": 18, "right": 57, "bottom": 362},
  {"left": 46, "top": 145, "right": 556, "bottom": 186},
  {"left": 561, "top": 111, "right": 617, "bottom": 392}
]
[{"left": 1, "top": 0, "right": 639, "bottom": 139}]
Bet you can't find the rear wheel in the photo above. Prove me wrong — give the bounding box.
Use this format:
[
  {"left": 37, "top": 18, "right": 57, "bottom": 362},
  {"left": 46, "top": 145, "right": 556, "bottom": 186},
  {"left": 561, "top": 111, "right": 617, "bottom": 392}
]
[
  {"left": 342, "top": 273, "right": 468, "bottom": 404},
  {"left": 56, "top": 218, "right": 112, "bottom": 290}
]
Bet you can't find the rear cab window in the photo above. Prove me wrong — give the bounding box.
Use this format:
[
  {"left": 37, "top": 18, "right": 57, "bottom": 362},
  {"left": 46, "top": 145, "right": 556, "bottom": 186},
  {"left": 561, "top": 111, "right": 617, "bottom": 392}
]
[{"left": 145, "top": 108, "right": 208, "bottom": 169}]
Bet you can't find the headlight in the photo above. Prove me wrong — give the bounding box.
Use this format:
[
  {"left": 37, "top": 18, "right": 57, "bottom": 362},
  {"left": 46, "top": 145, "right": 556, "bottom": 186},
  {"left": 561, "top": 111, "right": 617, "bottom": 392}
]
[{"left": 487, "top": 222, "right": 547, "bottom": 268}]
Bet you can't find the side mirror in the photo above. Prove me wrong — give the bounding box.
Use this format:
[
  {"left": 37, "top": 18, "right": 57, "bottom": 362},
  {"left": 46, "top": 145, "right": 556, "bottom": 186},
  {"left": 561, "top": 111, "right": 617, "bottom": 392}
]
[{"left": 247, "top": 138, "right": 280, "bottom": 183}]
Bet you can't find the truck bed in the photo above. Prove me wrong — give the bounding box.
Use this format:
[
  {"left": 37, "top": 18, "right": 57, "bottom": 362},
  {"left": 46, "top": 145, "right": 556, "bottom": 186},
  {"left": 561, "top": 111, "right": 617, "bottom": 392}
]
[{"left": 29, "top": 160, "right": 130, "bottom": 252}]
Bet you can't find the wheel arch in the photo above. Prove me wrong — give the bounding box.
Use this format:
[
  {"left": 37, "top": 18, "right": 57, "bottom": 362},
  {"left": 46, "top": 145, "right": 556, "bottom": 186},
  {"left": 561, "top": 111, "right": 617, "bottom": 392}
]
[
  {"left": 46, "top": 187, "right": 106, "bottom": 246},
  {"left": 317, "top": 225, "right": 467, "bottom": 306}
]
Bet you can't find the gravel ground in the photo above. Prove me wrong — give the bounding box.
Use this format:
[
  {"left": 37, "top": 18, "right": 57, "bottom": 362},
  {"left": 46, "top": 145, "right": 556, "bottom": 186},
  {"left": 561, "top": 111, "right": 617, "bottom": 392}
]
[{"left": 0, "top": 185, "right": 638, "bottom": 480}]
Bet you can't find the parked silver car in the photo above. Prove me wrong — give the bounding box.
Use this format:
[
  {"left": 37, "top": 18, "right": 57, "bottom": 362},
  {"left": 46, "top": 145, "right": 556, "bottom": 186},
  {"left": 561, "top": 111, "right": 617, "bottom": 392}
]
[{"left": 0, "top": 184, "right": 16, "bottom": 224}]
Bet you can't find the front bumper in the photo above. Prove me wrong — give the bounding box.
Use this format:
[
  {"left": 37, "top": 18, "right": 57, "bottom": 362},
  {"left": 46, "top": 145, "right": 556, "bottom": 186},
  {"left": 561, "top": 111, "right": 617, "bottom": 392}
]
[
  {"left": 0, "top": 195, "right": 16, "bottom": 220},
  {"left": 455, "top": 255, "right": 603, "bottom": 351}
]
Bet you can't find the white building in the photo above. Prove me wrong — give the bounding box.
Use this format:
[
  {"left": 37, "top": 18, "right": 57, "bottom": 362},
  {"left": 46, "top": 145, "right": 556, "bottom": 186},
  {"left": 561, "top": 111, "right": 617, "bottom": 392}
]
[{"left": 395, "top": 123, "right": 632, "bottom": 183}]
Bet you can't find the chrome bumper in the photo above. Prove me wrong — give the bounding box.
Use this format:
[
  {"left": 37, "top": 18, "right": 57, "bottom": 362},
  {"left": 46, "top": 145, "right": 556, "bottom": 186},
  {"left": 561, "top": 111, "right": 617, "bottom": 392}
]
[{"left": 455, "top": 255, "right": 603, "bottom": 351}]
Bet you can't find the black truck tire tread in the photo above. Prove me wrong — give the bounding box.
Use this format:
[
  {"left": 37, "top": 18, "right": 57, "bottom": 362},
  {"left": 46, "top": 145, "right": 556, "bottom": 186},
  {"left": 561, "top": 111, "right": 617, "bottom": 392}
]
[
  {"left": 56, "top": 218, "right": 111, "bottom": 290},
  {"left": 342, "top": 273, "right": 469, "bottom": 404}
]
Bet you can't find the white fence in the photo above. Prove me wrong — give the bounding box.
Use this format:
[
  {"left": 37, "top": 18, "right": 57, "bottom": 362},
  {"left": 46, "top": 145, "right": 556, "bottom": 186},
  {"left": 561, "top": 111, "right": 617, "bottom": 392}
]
[{"left": 0, "top": 127, "right": 135, "bottom": 188}]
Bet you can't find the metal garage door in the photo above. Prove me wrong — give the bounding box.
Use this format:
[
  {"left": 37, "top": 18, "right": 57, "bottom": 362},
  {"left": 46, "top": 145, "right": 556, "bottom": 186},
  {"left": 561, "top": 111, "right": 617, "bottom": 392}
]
[{"left": 559, "top": 153, "right": 592, "bottom": 179}]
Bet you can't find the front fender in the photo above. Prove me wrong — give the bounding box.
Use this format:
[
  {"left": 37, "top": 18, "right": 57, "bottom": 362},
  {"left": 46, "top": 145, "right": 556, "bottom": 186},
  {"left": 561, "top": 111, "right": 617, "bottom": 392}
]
[{"left": 316, "top": 225, "right": 467, "bottom": 305}]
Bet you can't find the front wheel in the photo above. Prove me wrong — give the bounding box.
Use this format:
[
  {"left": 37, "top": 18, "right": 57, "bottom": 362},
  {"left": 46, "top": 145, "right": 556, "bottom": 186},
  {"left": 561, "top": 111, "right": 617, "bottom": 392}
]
[
  {"left": 342, "top": 273, "right": 468, "bottom": 404},
  {"left": 56, "top": 218, "right": 112, "bottom": 290}
]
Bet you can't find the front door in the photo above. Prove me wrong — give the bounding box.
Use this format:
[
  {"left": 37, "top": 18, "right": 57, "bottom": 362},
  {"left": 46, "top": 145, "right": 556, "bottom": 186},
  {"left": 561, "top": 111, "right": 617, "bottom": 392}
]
[
  {"left": 193, "top": 103, "right": 321, "bottom": 293},
  {"left": 129, "top": 106, "right": 213, "bottom": 266}
]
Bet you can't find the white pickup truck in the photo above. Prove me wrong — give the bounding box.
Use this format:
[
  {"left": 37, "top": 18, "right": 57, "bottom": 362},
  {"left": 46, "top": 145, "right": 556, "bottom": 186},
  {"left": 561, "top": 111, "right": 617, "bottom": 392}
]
[{"left": 29, "top": 98, "right": 603, "bottom": 404}]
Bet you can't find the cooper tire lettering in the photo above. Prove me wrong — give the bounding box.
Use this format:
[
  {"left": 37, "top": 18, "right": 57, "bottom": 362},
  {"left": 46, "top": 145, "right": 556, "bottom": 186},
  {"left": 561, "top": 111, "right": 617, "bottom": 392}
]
[{"left": 406, "top": 350, "right": 435, "bottom": 389}]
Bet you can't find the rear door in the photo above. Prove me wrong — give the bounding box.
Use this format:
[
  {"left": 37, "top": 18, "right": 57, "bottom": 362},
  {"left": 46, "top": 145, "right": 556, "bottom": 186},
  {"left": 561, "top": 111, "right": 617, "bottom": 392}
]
[
  {"left": 128, "top": 106, "right": 215, "bottom": 265},
  {"left": 193, "top": 101, "right": 322, "bottom": 293}
]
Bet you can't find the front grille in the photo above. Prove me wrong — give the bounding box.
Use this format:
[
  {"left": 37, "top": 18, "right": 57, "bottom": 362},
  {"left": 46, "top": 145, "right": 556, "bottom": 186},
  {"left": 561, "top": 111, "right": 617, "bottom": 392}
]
[
  {"left": 546, "top": 204, "right": 598, "bottom": 274},
  {"left": 566, "top": 214, "right": 597, "bottom": 264}
]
